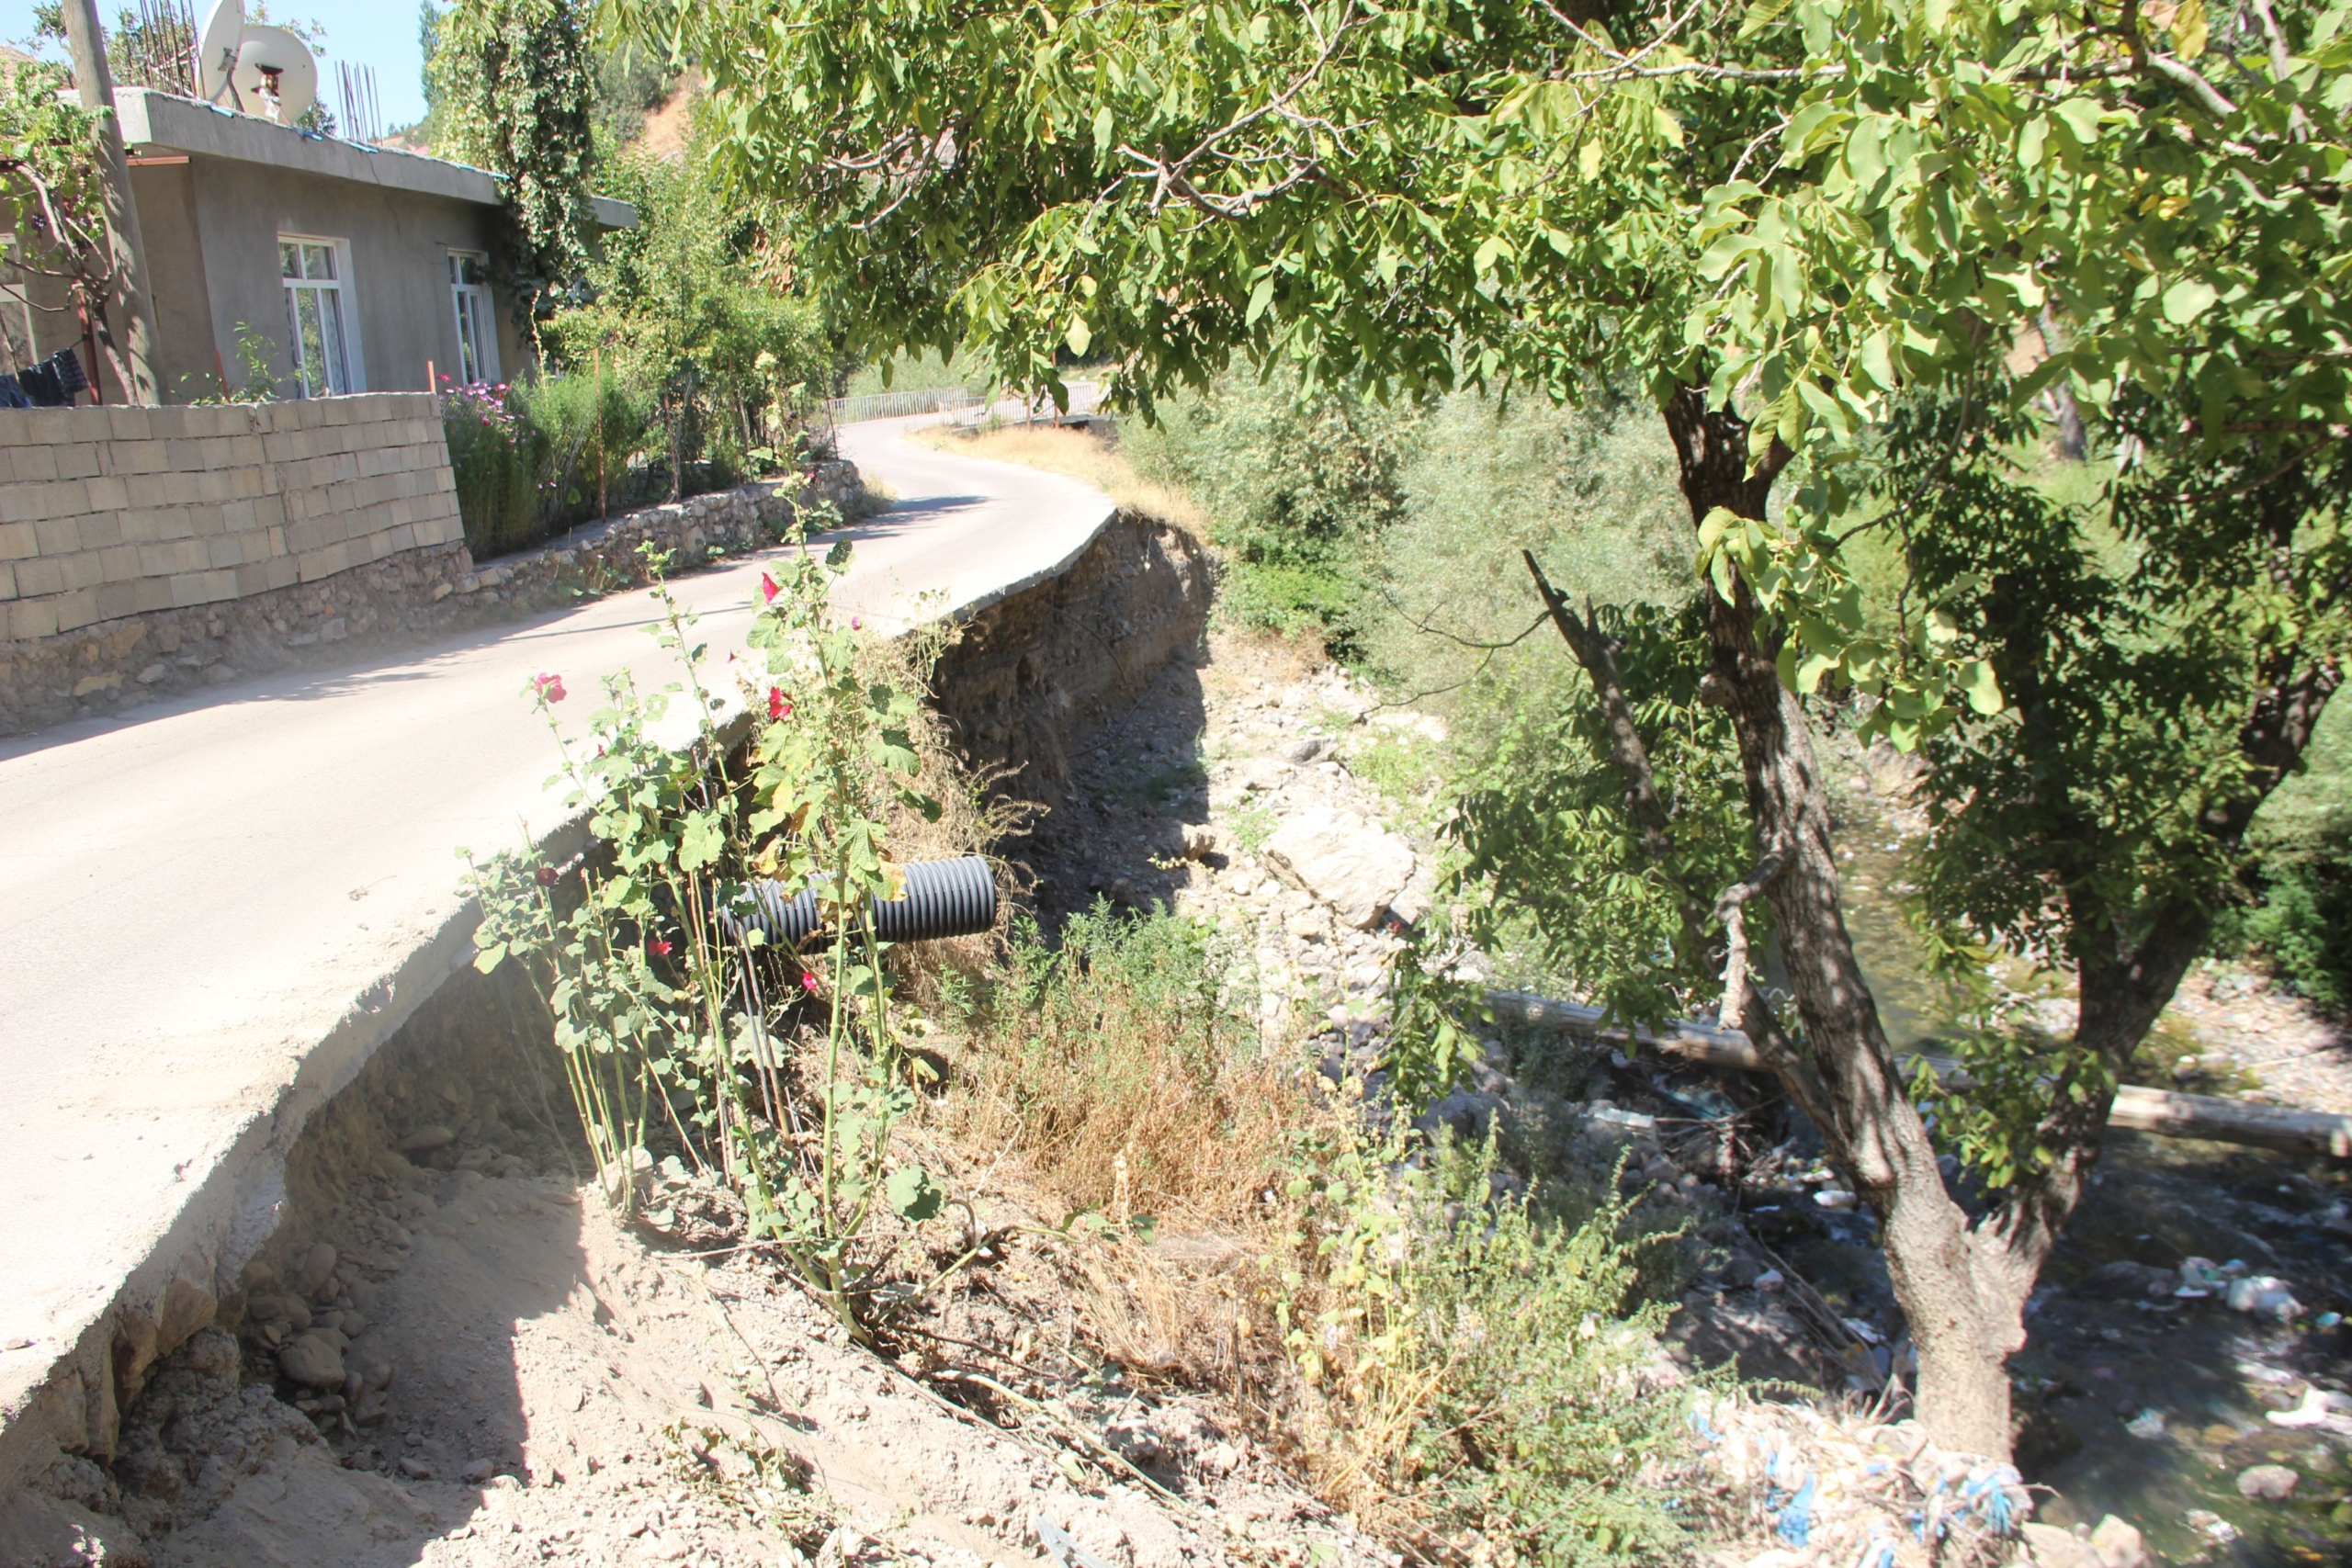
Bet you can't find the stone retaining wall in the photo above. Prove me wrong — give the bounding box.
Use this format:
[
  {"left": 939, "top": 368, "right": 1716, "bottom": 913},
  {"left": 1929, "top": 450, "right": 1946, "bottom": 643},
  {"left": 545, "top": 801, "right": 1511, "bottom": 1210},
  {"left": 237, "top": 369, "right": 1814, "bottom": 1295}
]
[
  {"left": 0, "top": 461, "right": 868, "bottom": 734},
  {"left": 0, "top": 395, "right": 462, "bottom": 643}
]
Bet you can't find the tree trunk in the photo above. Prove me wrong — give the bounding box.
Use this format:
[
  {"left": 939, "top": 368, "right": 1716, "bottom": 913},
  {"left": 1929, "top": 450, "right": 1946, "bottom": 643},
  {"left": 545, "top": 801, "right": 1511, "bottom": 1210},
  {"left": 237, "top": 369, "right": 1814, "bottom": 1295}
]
[{"left": 1659, "top": 386, "right": 2024, "bottom": 1456}]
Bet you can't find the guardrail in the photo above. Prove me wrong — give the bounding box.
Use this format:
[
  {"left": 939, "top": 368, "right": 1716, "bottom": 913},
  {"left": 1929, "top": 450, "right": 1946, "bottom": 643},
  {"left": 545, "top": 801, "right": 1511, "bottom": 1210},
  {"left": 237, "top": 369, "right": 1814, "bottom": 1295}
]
[{"left": 823, "top": 386, "right": 984, "bottom": 425}]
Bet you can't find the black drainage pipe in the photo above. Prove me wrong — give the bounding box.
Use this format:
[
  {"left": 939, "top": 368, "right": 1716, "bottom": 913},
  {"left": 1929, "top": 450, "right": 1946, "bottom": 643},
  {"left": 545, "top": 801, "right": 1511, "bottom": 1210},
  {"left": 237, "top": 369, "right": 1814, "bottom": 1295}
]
[{"left": 723, "top": 855, "right": 997, "bottom": 947}]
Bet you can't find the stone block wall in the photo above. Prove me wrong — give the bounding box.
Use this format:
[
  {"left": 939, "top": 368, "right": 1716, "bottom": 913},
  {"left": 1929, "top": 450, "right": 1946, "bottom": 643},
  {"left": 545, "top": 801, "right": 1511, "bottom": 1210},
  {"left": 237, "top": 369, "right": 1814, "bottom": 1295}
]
[
  {"left": 0, "top": 459, "right": 870, "bottom": 733},
  {"left": 0, "top": 395, "right": 460, "bottom": 643}
]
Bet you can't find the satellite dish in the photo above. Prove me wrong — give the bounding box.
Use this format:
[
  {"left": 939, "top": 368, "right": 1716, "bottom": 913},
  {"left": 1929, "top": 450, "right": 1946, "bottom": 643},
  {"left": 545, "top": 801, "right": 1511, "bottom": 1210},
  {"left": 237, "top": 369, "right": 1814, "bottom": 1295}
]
[
  {"left": 230, "top": 25, "right": 318, "bottom": 125},
  {"left": 196, "top": 0, "right": 243, "bottom": 104}
]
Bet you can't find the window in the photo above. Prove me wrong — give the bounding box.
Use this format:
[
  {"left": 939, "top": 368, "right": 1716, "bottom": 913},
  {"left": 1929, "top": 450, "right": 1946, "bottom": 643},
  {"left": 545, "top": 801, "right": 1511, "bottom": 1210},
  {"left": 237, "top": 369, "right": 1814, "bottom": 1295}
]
[
  {"left": 449, "top": 252, "right": 498, "bottom": 385},
  {"left": 279, "top": 237, "right": 356, "bottom": 398}
]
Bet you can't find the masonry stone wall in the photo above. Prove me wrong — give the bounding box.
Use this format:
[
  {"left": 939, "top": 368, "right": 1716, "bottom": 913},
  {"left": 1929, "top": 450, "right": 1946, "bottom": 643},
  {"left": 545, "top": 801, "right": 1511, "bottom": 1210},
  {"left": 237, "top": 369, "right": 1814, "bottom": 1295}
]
[
  {"left": 0, "top": 394, "right": 461, "bottom": 644},
  {"left": 0, "top": 460, "right": 869, "bottom": 734}
]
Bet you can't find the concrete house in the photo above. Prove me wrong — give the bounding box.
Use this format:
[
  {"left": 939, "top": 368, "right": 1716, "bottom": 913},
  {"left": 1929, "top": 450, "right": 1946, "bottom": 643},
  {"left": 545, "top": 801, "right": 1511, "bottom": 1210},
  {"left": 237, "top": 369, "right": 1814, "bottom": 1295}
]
[{"left": 1, "top": 86, "right": 634, "bottom": 404}]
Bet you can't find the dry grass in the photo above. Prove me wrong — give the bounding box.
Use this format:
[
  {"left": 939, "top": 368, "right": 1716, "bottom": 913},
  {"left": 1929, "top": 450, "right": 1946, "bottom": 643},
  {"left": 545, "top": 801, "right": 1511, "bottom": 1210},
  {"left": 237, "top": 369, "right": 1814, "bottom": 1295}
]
[
  {"left": 911, "top": 423, "right": 1210, "bottom": 534},
  {"left": 930, "top": 907, "right": 1315, "bottom": 1228}
]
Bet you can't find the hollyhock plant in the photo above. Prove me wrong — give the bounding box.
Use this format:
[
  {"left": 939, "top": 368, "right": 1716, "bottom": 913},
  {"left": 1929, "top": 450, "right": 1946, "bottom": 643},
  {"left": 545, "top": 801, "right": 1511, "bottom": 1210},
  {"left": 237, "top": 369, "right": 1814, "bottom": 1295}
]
[{"left": 532, "top": 672, "right": 567, "bottom": 704}]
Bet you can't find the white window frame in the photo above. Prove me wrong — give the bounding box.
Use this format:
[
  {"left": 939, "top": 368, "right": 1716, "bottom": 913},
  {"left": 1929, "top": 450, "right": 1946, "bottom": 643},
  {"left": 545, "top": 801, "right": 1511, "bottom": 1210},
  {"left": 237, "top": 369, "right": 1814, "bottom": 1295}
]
[
  {"left": 447, "top": 250, "right": 499, "bottom": 386},
  {"left": 278, "top": 234, "right": 365, "bottom": 397}
]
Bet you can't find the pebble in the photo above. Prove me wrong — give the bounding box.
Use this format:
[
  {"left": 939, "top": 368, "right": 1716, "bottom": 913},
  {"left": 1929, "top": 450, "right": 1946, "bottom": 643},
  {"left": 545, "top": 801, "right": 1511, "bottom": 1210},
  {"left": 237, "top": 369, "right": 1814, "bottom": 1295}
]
[
  {"left": 398, "top": 1457, "right": 433, "bottom": 1481},
  {"left": 2237, "top": 1462, "right": 2300, "bottom": 1500}
]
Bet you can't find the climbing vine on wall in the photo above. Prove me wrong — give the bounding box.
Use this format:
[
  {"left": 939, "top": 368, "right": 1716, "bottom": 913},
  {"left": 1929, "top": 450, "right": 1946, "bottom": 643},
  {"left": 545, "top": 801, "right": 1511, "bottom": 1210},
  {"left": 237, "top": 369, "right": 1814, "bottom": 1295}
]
[{"left": 425, "top": 0, "right": 595, "bottom": 317}]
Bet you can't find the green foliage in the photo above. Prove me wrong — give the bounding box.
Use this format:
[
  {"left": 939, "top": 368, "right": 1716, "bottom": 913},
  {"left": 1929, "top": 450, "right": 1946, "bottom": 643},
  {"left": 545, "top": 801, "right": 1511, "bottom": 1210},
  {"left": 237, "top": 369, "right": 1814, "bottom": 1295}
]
[
  {"left": 0, "top": 58, "right": 115, "bottom": 314},
  {"left": 542, "top": 141, "right": 832, "bottom": 498},
  {"left": 1446, "top": 604, "right": 1751, "bottom": 1027},
  {"left": 2217, "top": 701, "right": 2352, "bottom": 1008},
  {"left": 469, "top": 529, "right": 966, "bottom": 1337},
  {"left": 1124, "top": 367, "right": 1419, "bottom": 645},
  {"left": 427, "top": 0, "right": 596, "bottom": 310},
  {"left": 439, "top": 378, "right": 543, "bottom": 557},
  {"left": 1283, "top": 1124, "right": 1694, "bottom": 1565}
]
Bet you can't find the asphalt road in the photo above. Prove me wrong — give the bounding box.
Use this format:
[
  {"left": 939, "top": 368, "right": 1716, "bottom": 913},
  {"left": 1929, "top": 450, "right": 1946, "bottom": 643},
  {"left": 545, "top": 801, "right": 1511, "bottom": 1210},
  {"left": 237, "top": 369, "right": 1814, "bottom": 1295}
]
[{"left": 0, "top": 411, "right": 1113, "bottom": 1412}]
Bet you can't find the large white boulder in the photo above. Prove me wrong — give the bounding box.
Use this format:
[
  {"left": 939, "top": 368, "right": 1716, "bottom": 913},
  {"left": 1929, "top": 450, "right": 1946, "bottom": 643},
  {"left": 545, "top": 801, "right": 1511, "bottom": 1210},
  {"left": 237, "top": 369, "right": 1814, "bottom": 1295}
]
[{"left": 1262, "top": 808, "right": 1417, "bottom": 929}]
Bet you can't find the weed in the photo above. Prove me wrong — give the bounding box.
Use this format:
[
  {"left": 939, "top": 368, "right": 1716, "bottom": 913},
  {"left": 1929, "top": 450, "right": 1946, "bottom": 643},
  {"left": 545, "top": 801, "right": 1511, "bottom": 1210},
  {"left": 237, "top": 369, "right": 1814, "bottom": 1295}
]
[
  {"left": 1227, "top": 798, "right": 1278, "bottom": 855},
  {"left": 1281, "top": 1120, "right": 1698, "bottom": 1565},
  {"left": 935, "top": 904, "right": 1290, "bottom": 1226},
  {"left": 468, "top": 529, "right": 972, "bottom": 1341}
]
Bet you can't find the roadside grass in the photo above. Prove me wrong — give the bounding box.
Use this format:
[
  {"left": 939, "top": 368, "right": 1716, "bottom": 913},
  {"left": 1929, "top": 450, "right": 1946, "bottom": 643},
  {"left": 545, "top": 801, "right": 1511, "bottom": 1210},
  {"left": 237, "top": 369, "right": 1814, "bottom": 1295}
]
[{"left": 910, "top": 422, "right": 1210, "bottom": 534}]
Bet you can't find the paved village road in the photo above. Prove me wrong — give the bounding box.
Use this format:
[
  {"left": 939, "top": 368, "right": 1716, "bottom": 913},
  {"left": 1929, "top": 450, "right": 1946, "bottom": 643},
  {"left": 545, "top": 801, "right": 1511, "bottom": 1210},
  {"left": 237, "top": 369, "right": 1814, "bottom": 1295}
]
[{"left": 0, "top": 411, "right": 1112, "bottom": 1397}]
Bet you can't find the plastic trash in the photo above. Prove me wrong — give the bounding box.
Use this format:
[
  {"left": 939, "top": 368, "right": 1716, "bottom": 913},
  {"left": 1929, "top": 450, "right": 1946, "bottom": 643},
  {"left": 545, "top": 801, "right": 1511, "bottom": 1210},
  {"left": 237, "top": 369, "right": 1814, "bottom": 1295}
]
[{"left": 2124, "top": 1407, "right": 2166, "bottom": 1439}]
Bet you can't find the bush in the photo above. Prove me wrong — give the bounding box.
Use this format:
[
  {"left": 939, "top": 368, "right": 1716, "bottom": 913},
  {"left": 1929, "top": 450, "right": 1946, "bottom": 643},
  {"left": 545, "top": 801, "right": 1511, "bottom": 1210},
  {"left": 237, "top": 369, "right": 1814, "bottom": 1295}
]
[
  {"left": 2222, "top": 696, "right": 2352, "bottom": 1009},
  {"left": 1286, "top": 1125, "right": 1697, "bottom": 1565},
  {"left": 441, "top": 380, "right": 544, "bottom": 558},
  {"left": 939, "top": 903, "right": 1296, "bottom": 1225},
  {"left": 514, "top": 369, "right": 660, "bottom": 527}
]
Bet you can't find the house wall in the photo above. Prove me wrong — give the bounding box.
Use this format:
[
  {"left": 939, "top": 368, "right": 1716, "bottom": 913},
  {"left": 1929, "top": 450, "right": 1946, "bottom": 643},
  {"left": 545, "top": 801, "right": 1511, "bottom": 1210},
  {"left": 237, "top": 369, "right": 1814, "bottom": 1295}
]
[
  {"left": 126, "top": 161, "right": 222, "bottom": 402},
  {"left": 0, "top": 393, "right": 461, "bottom": 643},
  {"left": 185, "top": 159, "right": 521, "bottom": 398}
]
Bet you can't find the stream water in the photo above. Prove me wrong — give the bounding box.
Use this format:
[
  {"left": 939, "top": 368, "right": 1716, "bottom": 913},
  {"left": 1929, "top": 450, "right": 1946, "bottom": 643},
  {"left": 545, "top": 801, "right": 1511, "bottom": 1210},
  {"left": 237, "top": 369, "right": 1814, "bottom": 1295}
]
[{"left": 1826, "top": 800, "right": 2352, "bottom": 1565}]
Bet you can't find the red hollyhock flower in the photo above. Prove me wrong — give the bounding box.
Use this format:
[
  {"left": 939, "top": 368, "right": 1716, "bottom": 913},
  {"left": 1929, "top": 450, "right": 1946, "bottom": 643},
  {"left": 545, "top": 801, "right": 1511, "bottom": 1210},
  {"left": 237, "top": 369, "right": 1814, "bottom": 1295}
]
[
  {"left": 533, "top": 671, "right": 567, "bottom": 703},
  {"left": 767, "top": 687, "right": 793, "bottom": 720},
  {"left": 761, "top": 572, "right": 780, "bottom": 604},
  {"left": 798, "top": 970, "right": 820, "bottom": 992},
  {"left": 534, "top": 866, "right": 560, "bottom": 887},
  {"left": 648, "top": 937, "right": 673, "bottom": 957}
]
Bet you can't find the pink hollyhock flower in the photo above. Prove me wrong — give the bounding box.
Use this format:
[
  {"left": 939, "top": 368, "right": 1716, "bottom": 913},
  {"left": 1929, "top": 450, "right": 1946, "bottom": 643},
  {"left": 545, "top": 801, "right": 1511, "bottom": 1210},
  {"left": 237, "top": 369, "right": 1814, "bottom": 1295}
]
[
  {"left": 761, "top": 572, "right": 780, "bottom": 604},
  {"left": 850, "top": 616, "right": 862, "bottom": 630},
  {"left": 647, "top": 937, "right": 673, "bottom": 957},
  {"left": 767, "top": 686, "right": 793, "bottom": 720},
  {"left": 533, "top": 672, "right": 567, "bottom": 703},
  {"left": 798, "top": 970, "right": 820, "bottom": 992}
]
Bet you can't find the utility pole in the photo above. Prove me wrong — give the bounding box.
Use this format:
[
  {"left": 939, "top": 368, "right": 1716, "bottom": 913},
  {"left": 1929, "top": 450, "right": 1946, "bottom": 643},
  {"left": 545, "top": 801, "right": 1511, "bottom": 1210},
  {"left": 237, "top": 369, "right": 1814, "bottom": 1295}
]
[{"left": 60, "top": 0, "right": 163, "bottom": 404}]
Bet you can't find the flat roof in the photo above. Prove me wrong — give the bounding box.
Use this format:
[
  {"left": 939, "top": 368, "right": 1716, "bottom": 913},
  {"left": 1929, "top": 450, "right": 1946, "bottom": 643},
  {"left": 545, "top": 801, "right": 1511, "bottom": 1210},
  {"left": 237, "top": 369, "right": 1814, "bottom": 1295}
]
[{"left": 116, "top": 88, "right": 638, "bottom": 230}]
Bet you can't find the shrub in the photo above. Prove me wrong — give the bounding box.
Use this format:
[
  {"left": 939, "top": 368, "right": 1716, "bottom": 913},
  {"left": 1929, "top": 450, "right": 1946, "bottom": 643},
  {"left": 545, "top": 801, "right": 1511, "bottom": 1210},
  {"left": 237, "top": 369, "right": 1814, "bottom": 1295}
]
[
  {"left": 938, "top": 903, "right": 1295, "bottom": 1225},
  {"left": 513, "top": 368, "right": 660, "bottom": 527},
  {"left": 441, "top": 379, "right": 544, "bottom": 558},
  {"left": 1285, "top": 1126, "right": 1698, "bottom": 1566}
]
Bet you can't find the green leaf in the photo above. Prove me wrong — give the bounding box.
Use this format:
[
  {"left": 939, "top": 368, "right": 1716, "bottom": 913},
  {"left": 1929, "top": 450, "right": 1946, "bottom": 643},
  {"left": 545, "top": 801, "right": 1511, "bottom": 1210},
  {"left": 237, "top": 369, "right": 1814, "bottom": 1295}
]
[
  {"left": 1958, "top": 659, "right": 2005, "bottom": 715},
  {"left": 2052, "top": 97, "right": 2105, "bottom": 147},
  {"left": 2162, "top": 277, "right": 2219, "bottom": 324},
  {"left": 474, "top": 941, "right": 508, "bottom": 974},
  {"left": 1246, "top": 276, "right": 1276, "bottom": 326},
  {"left": 1738, "top": 0, "right": 1796, "bottom": 38},
  {"left": 1091, "top": 103, "right": 1114, "bottom": 147},
  {"left": 1065, "top": 314, "right": 1092, "bottom": 355},
  {"left": 679, "top": 810, "right": 725, "bottom": 872},
  {"left": 885, "top": 1163, "right": 943, "bottom": 1223}
]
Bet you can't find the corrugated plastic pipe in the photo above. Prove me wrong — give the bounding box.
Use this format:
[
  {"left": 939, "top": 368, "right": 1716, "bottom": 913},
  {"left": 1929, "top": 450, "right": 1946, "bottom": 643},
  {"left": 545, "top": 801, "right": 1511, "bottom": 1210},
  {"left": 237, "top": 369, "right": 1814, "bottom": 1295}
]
[{"left": 722, "top": 855, "right": 997, "bottom": 947}]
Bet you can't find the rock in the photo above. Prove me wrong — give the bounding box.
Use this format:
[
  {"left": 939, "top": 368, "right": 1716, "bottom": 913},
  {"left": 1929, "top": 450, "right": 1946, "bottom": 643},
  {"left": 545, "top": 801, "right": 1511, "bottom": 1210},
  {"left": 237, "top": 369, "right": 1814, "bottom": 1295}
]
[
  {"left": 397, "top": 1124, "right": 457, "bottom": 1155},
  {"left": 1180, "top": 823, "right": 1218, "bottom": 861},
  {"left": 398, "top": 1457, "right": 433, "bottom": 1481},
  {"left": 1281, "top": 736, "right": 1327, "bottom": 764},
  {"left": 292, "top": 1242, "right": 338, "bottom": 1296},
  {"left": 2237, "top": 1463, "right": 2300, "bottom": 1500},
  {"left": 2089, "top": 1514, "right": 2145, "bottom": 1568},
  {"left": 459, "top": 1458, "right": 496, "bottom": 1483},
  {"left": 277, "top": 1331, "right": 346, "bottom": 1391},
  {"left": 1236, "top": 757, "right": 1292, "bottom": 793},
  {"left": 1262, "top": 808, "right": 1417, "bottom": 930},
  {"left": 136, "top": 662, "right": 167, "bottom": 684},
  {"left": 2021, "top": 1522, "right": 2102, "bottom": 1568},
  {"left": 2077, "top": 1260, "right": 2178, "bottom": 1300}
]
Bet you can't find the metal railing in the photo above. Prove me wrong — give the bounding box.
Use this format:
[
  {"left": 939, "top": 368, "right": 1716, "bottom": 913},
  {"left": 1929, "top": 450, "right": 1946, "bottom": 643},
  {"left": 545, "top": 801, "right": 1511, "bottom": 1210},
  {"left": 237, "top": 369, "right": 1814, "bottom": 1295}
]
[{"left": 821, "top": 386, "right": 984, "bottom": 425}]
